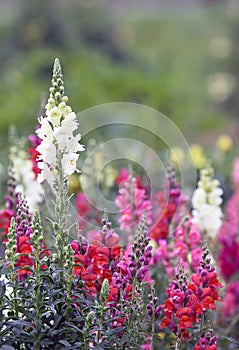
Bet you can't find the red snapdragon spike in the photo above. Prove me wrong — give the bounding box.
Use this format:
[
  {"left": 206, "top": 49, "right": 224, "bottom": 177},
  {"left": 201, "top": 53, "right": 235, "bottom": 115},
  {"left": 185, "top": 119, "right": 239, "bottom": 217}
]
[
  {"left": 160, "top": 316, "right": 170, "bottom": 328},
  {"left": 0, "top": 209, "right": 14, "bottom": 236},
  {"left": 178, "top": 315, "right": 194, "bottom": 330},
  {"left": 72, "top": 224, "right": 121, "bottom": 295},
  {"left": 160, "top": 244, "right": 223, "bottom": 343},
  {"left": 202, "top": 272, "right": 223, "bottom": 289},
  {"left": 28, "top": 148, "right": 41, "bottom": 177},
  {"left": 150, "top": 220, "right": 169, "bottom": 240},
  {"left": 201, "top": 296, "right": 216, "bottom": 311},
  {"left": 28, "top": 133, "right": 41, "bottom": 177}
]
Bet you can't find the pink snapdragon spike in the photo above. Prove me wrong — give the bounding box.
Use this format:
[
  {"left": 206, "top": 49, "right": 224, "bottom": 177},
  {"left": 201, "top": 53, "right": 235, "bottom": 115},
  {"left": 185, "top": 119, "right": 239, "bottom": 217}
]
[
  {"left": 152, "top": 219, "right": 202, "bottom": 279},
  {"left": 115, "top": 167, "right": 143, "bottom": 188},
  {"left": 115, "top": 173, "right": 152, "bottom": 241},
  {"left": 232, "top": 158, "right": 239, "bottom": 190},
  {"left": 221, "top": 281, "right": 239, "bottom": 319}
]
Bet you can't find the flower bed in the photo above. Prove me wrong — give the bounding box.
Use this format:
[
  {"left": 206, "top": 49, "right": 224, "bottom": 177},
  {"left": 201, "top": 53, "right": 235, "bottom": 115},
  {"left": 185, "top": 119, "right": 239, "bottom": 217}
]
[{"left": 0, "top": 59, "right": 238, "bottom": 349}]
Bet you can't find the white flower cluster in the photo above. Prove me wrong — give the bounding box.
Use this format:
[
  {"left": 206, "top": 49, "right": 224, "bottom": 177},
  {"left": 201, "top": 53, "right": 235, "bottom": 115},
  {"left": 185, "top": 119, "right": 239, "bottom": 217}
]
[
  {"left": 36, "top": 59, "right": 84, "bottom": 185},
  {"left": 192, "top": 165, "right": 223, "bottom": 238},
  {"left": 9, "top": 144, "right": 43, "bottom": 210}
]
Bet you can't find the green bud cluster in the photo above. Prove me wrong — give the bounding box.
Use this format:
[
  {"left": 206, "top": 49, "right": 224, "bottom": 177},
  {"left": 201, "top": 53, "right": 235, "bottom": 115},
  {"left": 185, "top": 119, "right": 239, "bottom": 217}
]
[
  {"left": 5, "top": 217, "right": 19, "bottom": 269},
  {"left": 100, "top": 278, "right": 109, "bottom": 303},
  {"left": 30, "top": 210, "right": 43, "bottom": 249},
  {"left": 134, "top": 211, "right": 148, "bottom": 247},
  {"left": 64, "top": 244, "right": 74, "bottom": 274},
  {"left": 46, "top": 58, "right": 68, "bottom": 109},
  {"left": 86, "top": 310, "right": 94, "bottom": 324},
  {"left": 199, "top": 163, "right": 218, "bottom": 193}
]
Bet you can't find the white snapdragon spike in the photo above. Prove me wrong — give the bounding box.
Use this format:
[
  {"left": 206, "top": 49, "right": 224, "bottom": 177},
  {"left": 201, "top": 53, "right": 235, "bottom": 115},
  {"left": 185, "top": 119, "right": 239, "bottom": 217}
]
[
  {"left": 9, "top": 145, "right": 44, "bottom": 210},
  {"left": 192, "top": 164, "right": 223, "bottom": 238},
  {"left": 36, "top": 58, "right": 84, "bottom": 185}
]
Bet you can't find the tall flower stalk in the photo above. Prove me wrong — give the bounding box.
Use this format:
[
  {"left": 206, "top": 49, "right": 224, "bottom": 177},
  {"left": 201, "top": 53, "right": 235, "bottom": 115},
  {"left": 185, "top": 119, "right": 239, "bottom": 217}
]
[
  {"left": 36, "top": 58, "right": 84, "bottom": 267},
  {"left": 192, "top": 164, "right": 223, "bottom": 239},
  {"left": 30, "top": 210, "right": 44, "bottom": 349}
]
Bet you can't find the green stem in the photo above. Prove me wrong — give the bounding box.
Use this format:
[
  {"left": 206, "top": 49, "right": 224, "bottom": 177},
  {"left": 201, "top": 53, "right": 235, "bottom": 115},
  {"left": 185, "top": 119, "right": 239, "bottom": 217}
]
[
  {"left": 199, "top": 314, "right": 205, "bottom": 336},
  {"left": 35, "top": 244, "right": 42, "bottom": 349},
  {"left": 11, "top": 273, "right": 19, "bottom": 319},
  {"left": 97, "top": 300, "right": 106, "bottom": 343},
  {"left": 65, "top": 276, "right": 73, "bottom": 322},
  {"left": 54, "top": 148, "right": 69, "bottom": 270},
  {"left": 150, "top": 315, "right": 155, "bottom": 350},
  {"left": 175, "top": 336, "right": 181, "bottom": 350}
]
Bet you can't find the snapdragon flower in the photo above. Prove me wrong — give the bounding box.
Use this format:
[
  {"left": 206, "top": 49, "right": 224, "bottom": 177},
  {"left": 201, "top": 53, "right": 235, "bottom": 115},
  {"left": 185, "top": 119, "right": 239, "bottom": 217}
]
[
  {"left": 9, "top": 142, "right": 43, "bottom": 210},
  {"left": 192, "top": 164, "right": 223, "bottom": 238},
  {"left": 36, "top": 58, "right": 84, "bottom": 185}
]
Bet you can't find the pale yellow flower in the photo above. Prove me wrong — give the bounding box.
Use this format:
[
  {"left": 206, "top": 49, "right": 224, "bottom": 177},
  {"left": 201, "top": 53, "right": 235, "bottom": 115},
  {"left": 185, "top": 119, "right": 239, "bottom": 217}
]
[
  {"left": 170, "top": 147, "right": 184, "bottom": 165},
  {"left": 68, "top": 174, "right": 81, "bottom": 194},
  {"left": 189, "top": 144, "right": 207, "bottom": 169},
  {"left": 216, "top": 134, "right": 233, "bottom": 153}
]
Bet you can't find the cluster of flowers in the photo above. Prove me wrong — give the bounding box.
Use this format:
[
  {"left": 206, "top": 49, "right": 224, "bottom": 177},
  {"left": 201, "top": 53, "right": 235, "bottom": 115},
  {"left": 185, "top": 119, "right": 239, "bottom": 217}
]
[
  {"left": 160, "top": 241, "right": 223, "bottom": 346},
  {"left": 115, "top": 170, "right": 152, "bottom": 242},
  {"left": 0, "top": 58, "right": 229, "bottom": 349},
  {"left": 218, "top": 159, "right": 239, "bottom": 328}
]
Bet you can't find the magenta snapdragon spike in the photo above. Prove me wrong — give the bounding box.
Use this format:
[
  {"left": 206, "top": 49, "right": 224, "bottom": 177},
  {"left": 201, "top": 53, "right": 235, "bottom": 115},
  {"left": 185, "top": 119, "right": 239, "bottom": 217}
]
[
  {"left": 110, "top": 213, "right": 159, "bottom": 347},
  {"left": 218, "top": 194, "right": 239, "bottom": 281},
  {"left": 112, "top": 213, "right": 153, "bottom": 291},
  {"left": 15, "top": 193, "right": 32, "bottom": 237},
  {"left": 194, "top": 327, "right": 217, "bottom": 350},
  {"left": 166, "top": 160, "right": 182, "bottom": 208}
]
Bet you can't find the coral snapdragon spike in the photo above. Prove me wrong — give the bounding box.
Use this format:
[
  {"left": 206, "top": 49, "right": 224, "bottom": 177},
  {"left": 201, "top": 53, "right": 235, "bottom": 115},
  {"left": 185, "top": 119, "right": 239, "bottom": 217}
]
[
  {"left": 160, "top": 240, "right": 223, "bottom": 344},
  {"left": 70, "top": 214, "right": 121, "bottom": 295},
  {"left": 0, "top": 209, "right": 14, "bottom": 237}
]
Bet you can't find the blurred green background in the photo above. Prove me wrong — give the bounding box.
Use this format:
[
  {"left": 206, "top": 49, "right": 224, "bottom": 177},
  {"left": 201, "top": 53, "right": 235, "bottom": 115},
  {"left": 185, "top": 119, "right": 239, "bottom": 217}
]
[{"left": 0, "top": 0, "right": 238, "bottom": 146}]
